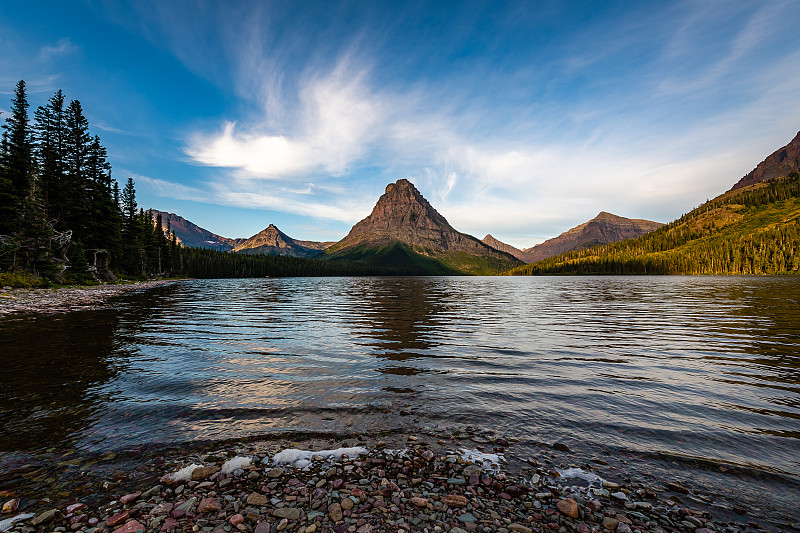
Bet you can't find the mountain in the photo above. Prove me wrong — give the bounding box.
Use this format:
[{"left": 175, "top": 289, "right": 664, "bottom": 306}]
[
  {"left": 232, "top": 224, "right": 334, "bottom": 258},
  {"left": 150, "top": 210, "right": 245, "bottom": 251},
  {"left": 324, "top": 179, "right": 521, "bottom": 275},
  {"left": 730, "top": 131, "right": 800, "bottom": 191},
  {"left": 482, "top": 234, "right": 526, "bottom": 261},
  {"left": 521, "top": 212, "right": 664, "bottom": 263}
]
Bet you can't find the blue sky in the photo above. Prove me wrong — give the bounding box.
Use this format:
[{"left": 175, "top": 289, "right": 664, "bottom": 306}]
[{"left": 2, "top": 1, "right": 799, "bottom": 248}]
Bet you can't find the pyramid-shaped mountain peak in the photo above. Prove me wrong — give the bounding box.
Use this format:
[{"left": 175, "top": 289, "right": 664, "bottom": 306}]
[{"left": 325, "top": 179, "right": 520, "bottom": 270}]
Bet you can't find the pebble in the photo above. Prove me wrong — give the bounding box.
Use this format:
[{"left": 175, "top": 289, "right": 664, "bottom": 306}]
[
  {"left": 246, "top": 493, "right": 269, "bottom": 506},
  {"left": 445, "top": 494, "right": 468, "bottom": 507},
  {"left": 106, "top": 510, "right": 130, "bottom": 527},
  {"left": 328, "top": 502, "right": 343, "bottom": 521},
  {"left": 410, "top": 497, "right": 428, "bottom": 508},
  {"left": 556, "top": 498, "right": 579, "bottom": 519},
  {"left": 2, "top": 498, "right": 20, "bottom": 513},
  {"left": 272, "top": 507, "right": 301, "bottom": 520},
  {"left": 112, "top": 519, "right": 146, "bottom": 533},
  {"left": 666, "top": 482, "right": 690, "bottom": 494},
  {"left": 31, "top": 508, "right": 57, "bottom": 526},
  {"left": 197, "top": 497, "right": 221, "bottom": 513},
  {"left": 267, "top": 468, "right": 284, "bottom": 478},
  {"left": 191, "top": 465, "right": 220, "bottom": 481},
  {"left": 119, "top": 492, "right": 141, "bottom": 505}
]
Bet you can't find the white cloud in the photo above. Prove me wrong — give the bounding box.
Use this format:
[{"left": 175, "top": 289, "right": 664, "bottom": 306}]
[{"left": 187, "top": 60, "right": 385, "bottom": 179}]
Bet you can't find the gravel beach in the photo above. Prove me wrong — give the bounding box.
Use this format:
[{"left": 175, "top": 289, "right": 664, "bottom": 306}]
[
  {"left": 0, "top": 281, "right": 178, "bottom": 318},
  {"left": 0, "top": 433, "right": 779, "bottom": 533}
]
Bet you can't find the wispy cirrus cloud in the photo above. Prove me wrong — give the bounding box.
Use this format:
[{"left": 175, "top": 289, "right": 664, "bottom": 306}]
[{"left": 39, "top": 38, "right": 77, "bottom": 60}]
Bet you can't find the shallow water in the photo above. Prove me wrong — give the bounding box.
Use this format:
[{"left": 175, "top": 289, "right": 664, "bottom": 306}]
[{"left": 1, "top": 276, "right": 799, "bottom": 521}]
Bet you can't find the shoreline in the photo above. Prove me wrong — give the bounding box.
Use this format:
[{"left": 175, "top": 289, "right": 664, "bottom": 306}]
[
  {"left": 0, "top": 433, "right": 787, "bottom": 533},
  {"left": 0, "top": 280, "right": 179, "bottom": 318}
]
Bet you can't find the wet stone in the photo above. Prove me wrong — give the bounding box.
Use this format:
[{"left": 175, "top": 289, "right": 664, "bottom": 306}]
[
  {"left": 267, "top": 468, "right": 284, "bottom": 478},
  {"left": 192, "top": 466, "right": 221, "bottom": 481},
  {"left": 3, "top": 498, "right": 20, "bottom": 513},
  {"left": 112, "top": 519, "right": 146, "bottom": 533},
  {"left": 616, "top": 523, "right": 632, "bottom": 533},
  {"left": 556, "top": 498, "right": 579, "bottom": 519},
  {"left": 106, "top": 510, "right": 130, "bottom": 527},
  {"left": 119, "top": 492, "right": 142, "bottom": 505},
  {"left": 31, "top": 509, "right": 57, "bottom": 526},
  {"left": 603, "top": 517, "right": 619, "bottom": 530},
  {"left": 666, "top": 482, "right": 690, "bottom": 494}
]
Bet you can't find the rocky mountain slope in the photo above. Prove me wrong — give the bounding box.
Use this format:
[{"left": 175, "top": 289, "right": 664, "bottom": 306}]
[
  {"left": 150, "top": 210, "right": 244, "bottom": 251},
  {"left": 730, "top": 131, "right": 800, "bottom": 191},
  {"left": 481, "top": 234, "right": 526, "bottom": 261},
  {"left": 325, "top": 179, "right": 521, "bottom": 274},
  {"left": 232, "top": 224, "right": 334, "bottom": 258},
  {"left": 521, "top": 212, "right": 664, "bottom": 263}
]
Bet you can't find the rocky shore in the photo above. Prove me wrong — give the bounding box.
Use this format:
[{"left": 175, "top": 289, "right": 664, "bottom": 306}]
[
  {"left": 0, "top": 280, "right": 177, "bottom": 318},
  {"left": 0, "top": 434, "right": 775, "bottom": 533}
]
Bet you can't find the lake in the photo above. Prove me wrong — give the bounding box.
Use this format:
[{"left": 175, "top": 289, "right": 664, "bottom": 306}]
[{"left": 1, "top": 276, "right": 799, "bottom": 523}]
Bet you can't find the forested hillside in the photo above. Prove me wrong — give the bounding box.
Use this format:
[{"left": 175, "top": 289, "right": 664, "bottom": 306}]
[{"left": 508, "top": 172, "right": 800, "bottom": 275}]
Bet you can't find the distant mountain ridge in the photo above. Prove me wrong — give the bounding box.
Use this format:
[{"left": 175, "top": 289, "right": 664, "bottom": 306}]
[
  {"left": 730, "top": 131, "right": 800, "bottom": 191},
  {"left": 522, "top": 212, "right": 664, "bottom": 263},
  {"left": 481, "top": 213, "right": 663, "bottom": 263},
  {"left": 150, "top": 210, "right": 244, "bottom": 251},
  {"left": 232, "top": 224, "right": 334, "bottom": 258},
  {"left": 481, "top": 234, "right": 526, "bottom": 261},
  {"left": 325, "top": 179, "right": 521, "bottom": 274}
]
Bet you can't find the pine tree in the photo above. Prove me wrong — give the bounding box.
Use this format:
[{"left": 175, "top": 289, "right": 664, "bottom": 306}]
[
  {"left": 0, "top": 80, "right": 33, "bottom": 238},
  {"left": 63, "top": 99, "right": 91, "bottom": 242},
  {"left": 33, "top": 90, "right": 67, "bottom": 224},
  {"left": 120, "top": 178, "right": 141, "bottom": 275}
]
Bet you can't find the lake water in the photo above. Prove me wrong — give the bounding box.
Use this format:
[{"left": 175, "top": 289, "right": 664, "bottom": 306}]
[{"left": 1, "top": 277, "right": 799, "bottom": 523}]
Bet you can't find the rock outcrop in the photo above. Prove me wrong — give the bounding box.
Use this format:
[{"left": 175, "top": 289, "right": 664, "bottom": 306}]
[
  {"left": 730, "top": 131, "right": 800, "bottom": 191},
  {"left": 233, "top": 224, "right": 334, "bottom": 258},
  {"left": 521, "top": 212, "right": 663, "bottom": 263}
]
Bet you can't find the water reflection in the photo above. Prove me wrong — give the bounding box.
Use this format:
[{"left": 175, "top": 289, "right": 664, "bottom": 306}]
[{"left": 0, "top": 311, "right": 120, "bottom": 451}]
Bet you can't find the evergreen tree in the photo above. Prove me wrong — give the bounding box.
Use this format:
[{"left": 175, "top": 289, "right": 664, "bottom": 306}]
[
  {"left": 0, "top": 80, "right": 33, "bottom": 237},
  {"left": 63, "top": 99, "right": 90, "bottom": 241},
  {"left": 33, "top": 90, "right": 67, "bottom": 223}
]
